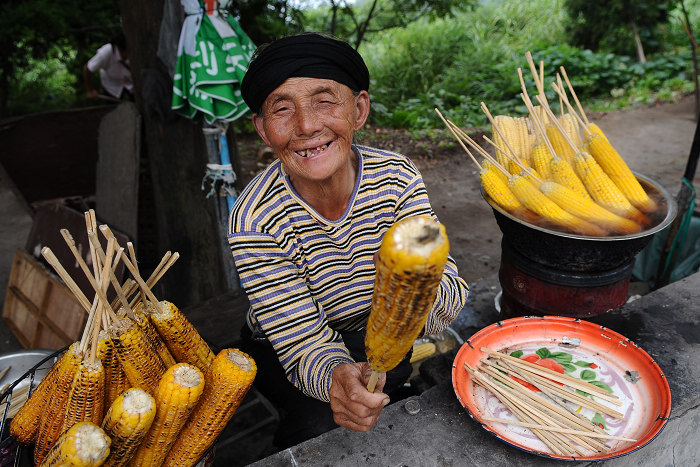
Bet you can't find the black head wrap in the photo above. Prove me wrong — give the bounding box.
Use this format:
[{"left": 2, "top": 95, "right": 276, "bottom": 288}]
[{"left": 241, "top": 33, "right": 370, "bottom": 113}]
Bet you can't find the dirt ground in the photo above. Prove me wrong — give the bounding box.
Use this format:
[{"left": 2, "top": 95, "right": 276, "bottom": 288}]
[{"left": 235, "top": 94, "right": 699, "bottom": 285}]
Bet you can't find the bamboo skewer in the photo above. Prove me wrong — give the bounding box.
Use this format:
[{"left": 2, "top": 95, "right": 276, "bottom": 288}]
[
  {"left": 525, "top": 51, "right": 548, "bottom": 107},
  {"left": 86, "top": 232, "right": 136, "bottom": 320},
  {"left": 41, "top": 247, "right": 93, "bottom": 314},
  {"left": 560, "top": 66, "right": 590, "bottom": 126},
  {"left": 480, "top": 102, "right": 526, "bottom": 167},
  {"left": 482, "top": 418, "right": 637, "bottom": 442},
  {"left": 481, "top": 134, "right": 542, "bottom": 183},
  {"left": 551, "top": 82, "right": 593, "bottom": 137},
  {"left": 434, "top": 108, "right": 483, "bottom": 171},
  {"left": 120, "top": 254, "right": 161, "bottom": 305}
]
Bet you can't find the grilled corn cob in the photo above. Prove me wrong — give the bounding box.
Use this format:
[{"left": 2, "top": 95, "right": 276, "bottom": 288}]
[
  {"left": 163, "top": 349, "right": 257, "bottom": 467},
  {"left": 103, "top": 336, "right": 130, "bottom": 411},
  {"left": 129, "top": 304, "right": 177, "bottom": 368},
  {"left": 540, "top": 182, "right": 641, "bottom": 234},
  {"left": 550, "top": 157, "right": 591, "bottom": 200},
  {"left": 150, "top": 301, "right": 215, "bottom": 373},
  {"left": 365, "top": 216, "right": 450, "bottom": 373},
  {"left": 61, "top": 359, "right": 106, "bottom": 433},
  {"left": 130, "top": 363, "right": 205, "bottom": 467},
  {"left": 33, "top": 345, "right": 84, "bottom": 465},
  {"left": 585, "top": 133, "right": 658, "bottom": 213},
  {"left": 574, "top": 152, "right": 651, "bottom": 226},
  {"left": 10, "top": 343, "right": 82, "bottom": 444},
  {"left": 508, "top": 175, "right": 606, "bottom": 236},
  {"left": 110, "top": 317, "right": 167, "bottom": 395},
  {"left": 409, "top": 342, "right": 437, "bottom": 363},
  {"left": 101, "top": 388, "right": 156, "bottom": 467},
  {"left": 38, "top": 421, "right": 111, "bottom": 467}
]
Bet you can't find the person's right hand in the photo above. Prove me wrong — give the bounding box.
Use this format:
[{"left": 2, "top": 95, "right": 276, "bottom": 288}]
[{"left": 329, "top": 362, "right": 390, "bottom": 432}]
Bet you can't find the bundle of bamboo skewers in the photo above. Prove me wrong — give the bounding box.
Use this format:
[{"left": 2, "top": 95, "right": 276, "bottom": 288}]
[
  {"left": 467, "top": 348, "right": 635, "bottom": 458},
  {"left": 437, "top": 51, "right": 660, "bottom": 237},
  {"left": 7, "top": 209, "right": 257, "bottom": 467}
]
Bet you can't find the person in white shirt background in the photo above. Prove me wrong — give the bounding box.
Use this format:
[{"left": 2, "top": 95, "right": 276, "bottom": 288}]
[{"left": 83, "top": 32, "right": 133, "bottom": 100}]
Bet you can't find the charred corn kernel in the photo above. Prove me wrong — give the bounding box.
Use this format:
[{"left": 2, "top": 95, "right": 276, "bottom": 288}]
[
  {"left": 130, "top": 305, "right": 177, "bottom": 368},
  {"left": 480, "top": 167, "right": 521, "bottom": 212},
  {"left": 410, "top": 342, "right": 437, "bottom": 363},
  {"left": 102, "top": 388, "right": 156, "bottom": 467},
  {"left": 482, "top": 159, "right": 508, "bottom": 184},
  {"left": 546, "top": 124, "right": 576, "bottom": 165},
  {"left": 110, "top": 318, "right": 167, "bottom": 394},
  {"left": 33, "top": 345, "right": 84, "bottom": 465},
  {"left": 508, "top": 175, "right": 606, "bottom": 236},
  {"left": 38, "top": 421, "right": 110, "bottom": 467},
  {"left": 585, "top": 133, "right": 658, "bottom": 213},
  {"left": 560, "top": 114, "right": 582, "bottom": 150},
  {"left": 163, "top": 349, "right": 257, "bottom": 467},
  {"left": 130, "top": 363, "right": 205, "bottom": 467},
  {"left": 365, "top": 216, "right": 450, "bottom": 373},
  {"left": 574, "top": 152, "right": 651, "bottom": 225},
  {"left": 531, "top": 142, "right": 552, "bottom": 180},
  {"left": 540, "top": 182, "right": 641, "bottom": 234},
  {"left": 103, "top": 336, "right": 130, "bottom": 411},
  {"left": 587, "top": 122, "right": 609, "bottom": 143},
  {"left": 550, "top": 157, "right": 591, "bottom": 200},
  {"left": 150, "top": 301, "right": 214, "bottom": 373},
  {"left": 11, "top": 343, "right": 81, "bottom": 444},
  {"left": 61, "top": 359, "right": 106, "bottom": 433},
  {"left": 96, "top": 331, "right": 110, "bottom": 362}
]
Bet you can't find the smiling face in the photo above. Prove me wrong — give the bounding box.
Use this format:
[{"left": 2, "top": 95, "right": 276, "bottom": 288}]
[{"left": 252, "top": 77, "right": 370, "bottom": 190}]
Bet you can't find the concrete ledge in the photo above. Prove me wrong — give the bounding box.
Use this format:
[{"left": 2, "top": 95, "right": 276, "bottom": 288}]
[{"left": 251, "top": 272, "right": 700, "bottom": 466}]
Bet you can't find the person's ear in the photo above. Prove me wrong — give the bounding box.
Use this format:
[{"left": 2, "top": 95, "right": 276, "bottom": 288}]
[
  {"left": 252, "top": 114, "right": 272, "bottom": 147},
  {"left": 353, "top": 90, "right": 370, "bottom": 131}
]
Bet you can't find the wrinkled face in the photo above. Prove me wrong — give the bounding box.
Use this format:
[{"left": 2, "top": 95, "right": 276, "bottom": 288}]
[{"left": 253, "top": 77, "right": 370, "bottom": 185}]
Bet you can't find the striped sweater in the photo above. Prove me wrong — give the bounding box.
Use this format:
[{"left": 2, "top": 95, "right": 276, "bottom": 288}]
[{"left": 228, "top": 145, "right": 468, "bottom": 401}]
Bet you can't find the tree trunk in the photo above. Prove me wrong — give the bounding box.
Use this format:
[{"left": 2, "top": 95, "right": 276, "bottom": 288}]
[
  {"left": 631, "top": 20, "right": 647, "bottom": 63},
  {"left": 118, "top": 0, "right": 235, "bottom": 307}
]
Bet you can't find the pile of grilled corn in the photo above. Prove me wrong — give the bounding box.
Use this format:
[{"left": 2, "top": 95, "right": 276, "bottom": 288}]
[
  {"left": 8, "top": 211, "right": 256, "bottom": 467},
  {"left": 474, "top": 59, "right": 659, "bottom": 237}
]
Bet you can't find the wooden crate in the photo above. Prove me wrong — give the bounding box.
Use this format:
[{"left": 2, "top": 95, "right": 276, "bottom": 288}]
[{"left": 2, "top": 249, "right": 86, "bottom": 349}]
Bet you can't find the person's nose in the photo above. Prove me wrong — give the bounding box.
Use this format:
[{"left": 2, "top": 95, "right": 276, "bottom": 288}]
[{"left": 295, "top": 104, "right": 322, "bottom": 136}]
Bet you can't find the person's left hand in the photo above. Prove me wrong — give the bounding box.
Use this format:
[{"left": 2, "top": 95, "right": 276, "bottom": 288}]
[{"left": 329, "top": 362, "right": 390, "bottom": 432}]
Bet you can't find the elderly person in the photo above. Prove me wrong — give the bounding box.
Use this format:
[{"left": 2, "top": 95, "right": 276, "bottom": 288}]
[{"left": 229, "top": 32, "right": 468, "bottom": 449}]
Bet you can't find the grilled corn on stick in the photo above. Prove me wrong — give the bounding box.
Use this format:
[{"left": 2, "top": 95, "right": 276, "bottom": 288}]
[
  {"left": 101, "top": 388, "right": 156, "bottom": 467},
  {"left": 130, "top": 363, "right": 205, "bottom": 467},
  {"left": 163, "top": 349, "right": 257, "bottom": 467},
  {"left": 10, "top": 343, "right": 81, "bottom": 444},
  {"left": 127, "top": 304, "right": 177, "bottom": 368},
  {"left": 508, "top": 175, "right": 606, "bottom": 236},
  {"left": 365, "top": 216, "right": 450, "bottom": 391},
  {"left": 410, "top": 342, "right": 437, "bottom": 363},
  {"left": 38, "top": 421, "right": 111, "bottom": 467},
  {"left": 110, "top": 318, "right": 167, "bottom": 394},
  {"left": 540, "top": 182, "right": 641, "bottom": 234},
  {"left": 150, "top": 301, "right": 215, "bottom": 373},
  {"left": 102, "top": 336, "right": 130, "bottom": 411},
  {"left": 61, "top": 359, "right": 106, "bottom": 433}
]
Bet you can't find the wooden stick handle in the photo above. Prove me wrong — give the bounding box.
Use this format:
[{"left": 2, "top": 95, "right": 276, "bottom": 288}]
[
  {"left": 367, "top": 370, "right": 381, "bottom": 393},
  {"left": 481, "top": 417, "right": 636, "bottom": 442}
]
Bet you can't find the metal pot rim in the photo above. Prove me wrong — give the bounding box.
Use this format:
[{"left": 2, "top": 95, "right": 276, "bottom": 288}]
[{"left": 482, "top": 171, "right": 678, "bottom": 242}]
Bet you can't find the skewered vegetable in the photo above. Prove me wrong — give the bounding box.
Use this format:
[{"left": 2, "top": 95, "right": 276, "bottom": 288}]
[
  {"left": 480, "top": 166, "right": 522, "bottom": 212},
  {"left": 531, "top": 142, "right": 552, "bottom": 180},
  {"left": 540, "top": 182, "right": 641, "bottom": 234},
  {"left": 508, "top": 175, "right": 606, "bottom": 236},
  {"left": 163, "top": 349, "right": 257, "bottom": 467},
  {"left": 130, "top": 363, "right": 205, "bottom": 467},
  {"left": 585, "top": 133, "right": 658, "bottom": 213},
  {"left": 101, "top": 388, "right": 156, "bottom": 467},
  {"left": 550, "top": 157, "right": 591, "bottom": 200},
  {"left": 61, "top": 359, "right": 106, "bottom": 433},
  {"left": 39, "top": 421, "right": 111, "bottom": 467},
  {"left": 150, "top": 301, "right": 215, "bottom": 373},
  {"left": 130, "top": 304, "right": 177, "bottom": 368},
  {"left": 365, "top": 216, "right": 449, "bottom": 383},
  {"left": 546, "top": 123, "right": 576, "bottom": 166},
  {"left": 102, "top": 337, "right": 130, "bottom": 412},
  {"left": 110, "top": 318, "right": 167, "bottom": 394}
]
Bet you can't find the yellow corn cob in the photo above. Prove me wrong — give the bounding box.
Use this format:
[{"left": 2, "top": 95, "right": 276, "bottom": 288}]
[
  {"left": 587, "top": 122, "right": 609, "bottom": 143},
  {"left": 546, "top": 124, "right": 576, "bottom": 166},
  {"left": 519, "top": 167, "right": 541, "bottom": 185},
  {"left": 110, "top": 317, "right": 167, "bottom": 395},
  {"left": 150, "top": 301, "right": 215, "bottom": 373},
  {"left": 103, "top": 335, "right": 131, "bottom": 411},
  {"left": 492, "top": 115, "right": 514, "bottom": 170},
  {"left": 130, "top": 363, "right": 205, "bottom": 467},
  {"left": 550, "top": 156, "right": 591, "bottom": 200},
  {"left": 101, "top": 388, "right": 156, "bottom": 467},
  {"left": 163, "top": 349, "right": 257, "bottom": 467},
  {"left": 540, "top": 182, "right": 641, "bottom": 234},
  {"left": 513, "top": 117, "right": 533, "bottom": 164},
  {"left": 482, "top": 159, "right": 508, "bottom": 184},
  {"left": 480, "top": 166, "right": 521, "bottom": 212},
  {"left": 96, "top": 331, "right": 110, "bottom": 362},
  {"left": 33, "top": 345, "right": 84, "bottom": 466},
  {"left": 531, "top": 142, "right": 552, "bottom": 180},
  {"left": 560, "top": 113, "right": 582, "bottom": 150},
  {"left": 365, "top": 216, "right": 450, "bottom": 373},
  {"left": 130, "top": 304, "right": 177, "bottom": 368},
  {"left": 38, "top": 421, "right": 111, "bottom": 467},
  {"left": 61, "top": 359, "right": 106, "bottom": 434},
  {"left": 574, "top": 152, "right": 651, "bottom": 226},
  {"left": 585, "top": 133, "right": 658, "bottom": 213},
  {"left": 409, "top": 342, "right": 437, "bottom": 363},
  {"left": 10, "top": 343, "right": 82, "bottom": 444},
  {"left": 508, "top": 175, "right": 606, "bottom": 236}
]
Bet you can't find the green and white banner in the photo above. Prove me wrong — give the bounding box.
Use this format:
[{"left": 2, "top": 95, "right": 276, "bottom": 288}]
[{"left": 172, "top": 0, "right": 255, "bottom": 123}]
